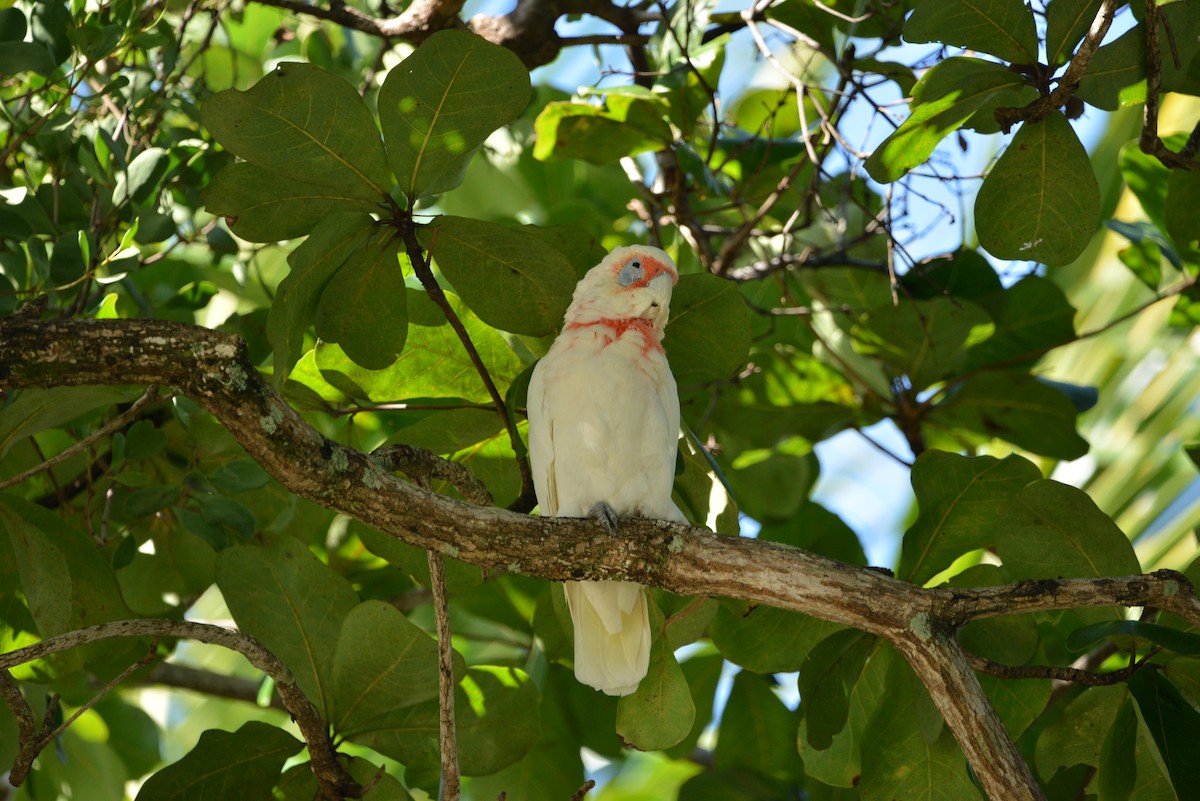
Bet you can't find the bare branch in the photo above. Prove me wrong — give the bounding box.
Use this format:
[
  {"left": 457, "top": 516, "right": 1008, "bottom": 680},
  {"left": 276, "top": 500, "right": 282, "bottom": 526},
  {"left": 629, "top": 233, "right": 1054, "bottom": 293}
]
[{"left": 372, "top": 443, "right": 494, "bottom": 506}]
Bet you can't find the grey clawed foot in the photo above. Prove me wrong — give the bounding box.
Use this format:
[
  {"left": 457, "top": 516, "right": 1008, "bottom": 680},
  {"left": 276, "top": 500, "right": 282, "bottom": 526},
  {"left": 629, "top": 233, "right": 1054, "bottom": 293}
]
[{"left": 587, "top": 501, "right": 619, "bottom": 536}]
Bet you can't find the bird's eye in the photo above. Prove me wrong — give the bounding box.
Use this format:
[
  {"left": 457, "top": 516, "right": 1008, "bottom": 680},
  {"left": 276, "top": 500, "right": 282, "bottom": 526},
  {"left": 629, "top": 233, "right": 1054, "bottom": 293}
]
[{"left": 618, "top": 259, "right": 644, "bottom": 287}]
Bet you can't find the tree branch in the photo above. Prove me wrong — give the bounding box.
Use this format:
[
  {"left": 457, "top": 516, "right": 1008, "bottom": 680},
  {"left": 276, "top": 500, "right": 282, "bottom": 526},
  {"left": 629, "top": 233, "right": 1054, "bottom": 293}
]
[
  {"left": 0, "top": 618, "right": 358, "bottom": 801},
  {"left": 993, "top": 0, "right": 1121, "bottom": 134},
  {"left": 4, "top": 317, "right": 1200, "bottom": 801}
]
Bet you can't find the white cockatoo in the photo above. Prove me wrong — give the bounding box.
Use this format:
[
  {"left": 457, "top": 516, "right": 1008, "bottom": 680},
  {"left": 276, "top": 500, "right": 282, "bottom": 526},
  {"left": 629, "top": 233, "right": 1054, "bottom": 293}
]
[{"left": 527, "top": 244, "right": 687, "bottom": 696}]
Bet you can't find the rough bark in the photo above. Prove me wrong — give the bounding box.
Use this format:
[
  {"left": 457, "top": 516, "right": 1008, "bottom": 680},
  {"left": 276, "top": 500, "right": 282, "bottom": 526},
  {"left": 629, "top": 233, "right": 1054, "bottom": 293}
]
[{"left": 4, "top": 317, "right": 1200, "bottom": 801}]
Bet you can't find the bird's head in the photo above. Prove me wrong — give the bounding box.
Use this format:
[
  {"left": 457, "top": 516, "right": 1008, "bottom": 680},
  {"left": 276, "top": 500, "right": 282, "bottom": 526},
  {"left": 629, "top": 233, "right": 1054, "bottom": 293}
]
[{"left": 566, "top": 245, "right": 679, "bottom": 333}]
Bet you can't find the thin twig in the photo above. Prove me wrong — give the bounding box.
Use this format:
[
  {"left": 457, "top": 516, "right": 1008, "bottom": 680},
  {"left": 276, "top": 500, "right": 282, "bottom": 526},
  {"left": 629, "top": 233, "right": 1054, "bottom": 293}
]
[
  {"left": 0, "top": 385, "right": 161, "bottom": 492},
  {"left": 1138, "top": 0, "right": 1200, "bottom": 170},
  {"left": 399, "top": 221, "right": 535, "bottom": 511},
  {"left": 427, "top": 549, "right": 461, "bottom": 801},
  {"left": 569, "top": 779, "right": 597, "bottom": 801},
  {"left": 372, "top": 443, "right": 494, "bottom": 506},
  {"left": 963, "top": 649, "right": 1158, "bottom": 686}
]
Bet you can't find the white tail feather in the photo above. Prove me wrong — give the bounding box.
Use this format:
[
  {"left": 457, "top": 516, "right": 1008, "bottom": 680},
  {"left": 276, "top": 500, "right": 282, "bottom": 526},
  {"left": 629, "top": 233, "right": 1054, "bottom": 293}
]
[{"left": 565, "top": 579, "right": 651, "bottom": 696}]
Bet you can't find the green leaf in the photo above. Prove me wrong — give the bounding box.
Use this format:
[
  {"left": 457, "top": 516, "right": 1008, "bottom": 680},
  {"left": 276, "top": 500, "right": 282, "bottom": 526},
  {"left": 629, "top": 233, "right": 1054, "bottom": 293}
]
[
  {"left": 666, "top": 273, "right": 752, "bottom": 381},
  {"left": 865, "top": 58, "right": 1026, "bottom": 183},
  {"left": 331, "top": 601, "right": 442, "bottom": 733},
  {"left": 1035, "top": 684, "right": 1125, "bottom": 776},
  {"left": 711, "top": 602, "right": 843, "bottom": 674},
  {"left": 1165, "top": 167, "right": 1200, "bottom": 252},
  {"left": 713, "top": 671, "right": 800, "bottom": 780},
  {"left": 358, "top": 666, "right": 540, "bottom": 776},
  {"left": 975, "top": 112, "right": 1100, "bottom": 266},
  {"left": 1046, "top": 0, "right": 1103, "bottom": 66},
  {"left": 615, "top": 635, "right": 695, "bottom": 750},
  {"left": 801, "top": 629, "right": 874, "bottom": 750},
  {"left": 201, "top": 62, "right": 390, "bottom": 199},
  {"left": 312, "top": 289, "right": 523, "bottom": 404},
  {"left": 899, "top": 451, "right": 1042, "bottom": 585},
  {"left": 315, "top": 230, "right": 408, "bottom": 370},
  {"left": 996, "top": 479, "right": 1142, "bottom": 580},
  {"left": 207, "top": 460, "right": 270, "bottom": 493},
  {"left": 1118, "top": 238, "right": 1164, "bottom": 291},
  {"left": 533, "top": 95, "right": 674, "bottom": 165},
  {"left": 423, "top": 216, "right": 577, "bottom": 336},
  {"left": 200, "top": 163, "right": 380, "bottom": 243},
  {"left": 853, "top": 296, "right": 993, "bottom": 389},
  {"left": 0, "top": 386, "right": 135, "bottom": 459},
  {"left": 904, "top": 0, "right": 1038, "bottom": 65},
  {"left": 1097, "top": 697, "right": 1138, "bottom": 801},
  {"left": 215, "top": 539, "right": 359, "bottom": 716},
  {"left": 134, "top": 721, "right": 302, "bottom": 801},
  {"left": 934, "top": 371, "right": 1090, "bottom": 460},
  {"left": 379, "top": 30, "right": 530, "bottom": 199},
  {"left": 967, "top": 276, "right": 1078, "bottom": 368},
  {"left": 0, "top": 41, "right": 56, "bottom": 76},
  {"left": 858, "top": 653, "right": 978, "bottom": 801},
  {"left": 952, "top": 565, "right": 1039, "bottom": 665},
  {"left": 1076, "top": 28, "right": 1145, "bottom": 111},
  {"left": 1066, "top": 620, "right": 1200, "bottom": 656},
  {"left": 113, "top": 147, "right": 172, "bottom": 206},
  {"left": 267, "top": 213, "right": 375, "bottom": 383},
  {"left": 1128, "top": 668, "right": 1200, "bottom": 794}
]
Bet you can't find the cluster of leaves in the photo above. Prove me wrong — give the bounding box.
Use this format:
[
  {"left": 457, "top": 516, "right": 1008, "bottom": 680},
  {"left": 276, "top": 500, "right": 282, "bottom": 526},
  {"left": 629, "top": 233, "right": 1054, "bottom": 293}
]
[{"left": 2, "top": 1, "right": 1200, "bottom": 800}]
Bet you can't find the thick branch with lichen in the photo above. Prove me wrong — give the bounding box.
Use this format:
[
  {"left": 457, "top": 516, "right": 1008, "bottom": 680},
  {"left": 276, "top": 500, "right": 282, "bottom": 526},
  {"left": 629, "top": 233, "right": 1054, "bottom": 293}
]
[{"left": 3, "top": 317, "right": 1200, "bottom": 801}]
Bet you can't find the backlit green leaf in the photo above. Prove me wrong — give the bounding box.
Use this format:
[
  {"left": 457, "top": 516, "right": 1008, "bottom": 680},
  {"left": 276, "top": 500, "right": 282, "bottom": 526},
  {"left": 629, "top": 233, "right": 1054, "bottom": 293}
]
[
  {"left": 904, "top": 0, "right": 1038, "bottom": 65},
  {"left": 975, "top": 112, "right": 1100, "bottom": 266},
  {"left": 379, "top": 30, "right": 530, "bottom": 199},
  {"left": 1129, "top": 668, "right": 1200, "bottom": 794},
  {"left": 865, "top": 58, "right": 1025, "bottom": 183},
  {"left": 899, "top": 451, "right": 1042, "bottom": 585}
]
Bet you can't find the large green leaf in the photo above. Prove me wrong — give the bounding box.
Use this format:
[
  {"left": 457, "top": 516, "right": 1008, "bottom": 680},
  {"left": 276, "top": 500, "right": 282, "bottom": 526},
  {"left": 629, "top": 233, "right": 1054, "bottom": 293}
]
[
  {"left": 713, "top": 671, "right": 800, "bottom": 780},
  {"left": 975, "top": 112, "right": 1100, "bottom": 266},
  {"left": 200, "top": 163, "right": 380, "bottom": 243},
  {"left": 215, "top": 539, "right": 359, "bottom": 716},
  {"left": 904, "top": 0, "right": 1038, "bottom": 65},
  {"left": 357, "top": 665, "right": 540, "bottom": 776},
  {"left": 0, "top": 386, "right": 135, "bottom": 459},
  {"left": 865, "top": 58, "right": 1026, "bottom": 183},
  {"left": 615, "top": 634, "right": 695, "bottom": 750},
  {"left": 312, "top": 289, "right": 523, "bottom": 404},
  {"left": 314, "top": 229, "right": 408, "bottom": 370},
  {"left": 533, "top": 94, "right": 675, "bottom": 165},
  {"left": 1046, "top": 0, "right": 1103, "bottom": 66},
  {"left": 134, "top": 721, "right": 301, "bottom": 801},
  {"left": 1128, "top": 668, "right": 1200, "bottom": 794},
  {"left": 1165, "top": 168, "right": 1200, "bottom": 252},
  {"left": 966, "top": 276, "right": 1078, "bottom": 368},
  {"left": 898, "top": 451, "right": 1042, "bottom": 586},
  {"left": 422, "top": 216, "right": 577, "bottom": 336},
  {"left": 331, "top": 600, "right": 442, "bottom": 734},
  {"left": 858, "top": 655, "right": 978, "bottom": 801},
  {"left": 1098, "top": 697, "right": 1138, "bottom": 801},
  {"left": 379, "top": 30, "right": 530, "bottom": 199},
  {"left": 268, "top": 212, "right": 376, "bottom": 382},
  {"left": 853, "top": 295, "right": 993, "bottom": 389},
  {"left": 996, "top": 479, "right": 1142, "bottom": 580},
  {"left": 933, "top": 371, "right": 1090, "bottom": 459},
  {"left": 666, "top": 272, "right": 752, "bottom": 381},
  {"left": 711, "top": 602, "right": 843, "bottom": 674},
  {"left": 1035, "top": 684, "right": 1125, "bottom": 776},
  {"left": 801, "top": 629, "right": 874, "bottom": 750},
  {"left": 1076, "top": 27, "right": 1145, "bottom": 110},
  {"left": 201, "top": 62, "right": 390, "bottom": 199}
]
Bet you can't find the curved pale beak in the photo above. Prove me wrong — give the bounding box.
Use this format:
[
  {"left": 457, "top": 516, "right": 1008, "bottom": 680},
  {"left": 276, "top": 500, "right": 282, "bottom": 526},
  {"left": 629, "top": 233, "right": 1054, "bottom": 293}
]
[{"left": 643, "top": 271, "right": 675, "bottom": 328}]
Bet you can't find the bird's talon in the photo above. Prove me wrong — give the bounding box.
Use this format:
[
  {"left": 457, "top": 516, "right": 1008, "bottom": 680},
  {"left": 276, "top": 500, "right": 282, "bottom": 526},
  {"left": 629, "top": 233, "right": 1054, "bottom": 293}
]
[{"left": 587, "top": 501, "right": 619, "bottom": 536}]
